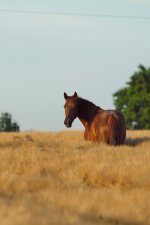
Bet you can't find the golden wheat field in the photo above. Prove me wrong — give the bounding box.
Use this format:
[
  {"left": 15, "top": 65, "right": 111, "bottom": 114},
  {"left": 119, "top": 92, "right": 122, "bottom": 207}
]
[{"left": 0, "top": 130, "right": 150, "bottom": 225}]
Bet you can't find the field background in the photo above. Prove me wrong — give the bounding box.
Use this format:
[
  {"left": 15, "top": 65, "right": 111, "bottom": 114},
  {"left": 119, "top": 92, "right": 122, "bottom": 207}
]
[{"left": 0, "top": 130, "right": 150, "bottom": 225}]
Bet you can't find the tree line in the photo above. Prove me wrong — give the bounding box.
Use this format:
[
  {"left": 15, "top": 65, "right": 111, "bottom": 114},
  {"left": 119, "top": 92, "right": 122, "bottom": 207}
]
[{"left": 0, "top": 112, "right": 20, "bottom": 132}]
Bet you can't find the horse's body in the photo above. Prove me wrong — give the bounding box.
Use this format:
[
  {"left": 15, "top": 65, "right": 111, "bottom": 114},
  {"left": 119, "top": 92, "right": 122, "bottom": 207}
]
[{"left": 64, "top": 92, "right": 126, "bottom": 145}]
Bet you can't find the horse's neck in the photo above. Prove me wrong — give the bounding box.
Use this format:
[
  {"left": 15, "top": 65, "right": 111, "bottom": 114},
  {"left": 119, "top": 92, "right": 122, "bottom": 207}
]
[{"left": 77, "top": 98, "right": 99, "bottom": 127}]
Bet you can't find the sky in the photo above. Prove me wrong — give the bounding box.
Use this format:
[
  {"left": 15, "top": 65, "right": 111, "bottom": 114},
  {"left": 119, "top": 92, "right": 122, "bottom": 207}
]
[{"left": 0, "top": 0, "right": 150, "bottom": 131}]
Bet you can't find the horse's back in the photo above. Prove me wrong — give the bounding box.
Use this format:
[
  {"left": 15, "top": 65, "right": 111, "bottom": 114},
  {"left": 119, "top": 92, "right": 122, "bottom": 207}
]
[{"left": 94, "top": 109, "right": 126, "bottom": 145}]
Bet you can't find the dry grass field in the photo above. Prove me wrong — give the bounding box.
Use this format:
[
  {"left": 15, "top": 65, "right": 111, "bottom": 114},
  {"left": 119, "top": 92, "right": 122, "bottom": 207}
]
[{"left": 0, "top": 130, "right": 150, "bottom": 225}]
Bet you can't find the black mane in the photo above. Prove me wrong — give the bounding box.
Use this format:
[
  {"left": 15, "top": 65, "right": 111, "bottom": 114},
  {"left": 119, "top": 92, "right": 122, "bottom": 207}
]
[
  {"left": 77, "top": 97, "right": 100, "bottom": 122},
  {"left": 78, "top": 97, "right": 97, "bottom": 108}
]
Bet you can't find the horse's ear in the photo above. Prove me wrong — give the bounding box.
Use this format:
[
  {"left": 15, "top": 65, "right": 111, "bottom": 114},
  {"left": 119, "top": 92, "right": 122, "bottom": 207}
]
[
  {"left": 74, "top": 92, "right": 78, "bottom": 98},
  {"left": 64, "top": 92, "right": 68, "bottom": 99}
]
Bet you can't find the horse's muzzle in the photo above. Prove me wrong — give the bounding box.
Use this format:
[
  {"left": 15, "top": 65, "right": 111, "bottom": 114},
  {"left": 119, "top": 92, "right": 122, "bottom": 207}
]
[{"left": 64, "top": 118, "right": 72, "bottom": 128}]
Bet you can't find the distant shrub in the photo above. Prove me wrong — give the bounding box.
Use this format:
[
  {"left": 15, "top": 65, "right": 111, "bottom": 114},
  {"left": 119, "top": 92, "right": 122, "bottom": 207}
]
[{"left": 0, "top": 112, "right": 20, "bottom": 132}]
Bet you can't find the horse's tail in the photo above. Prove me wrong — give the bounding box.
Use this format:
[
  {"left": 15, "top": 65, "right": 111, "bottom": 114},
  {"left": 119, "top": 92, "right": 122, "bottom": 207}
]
[{"left": 108, "top": 114, "right": 118, "bottom": 145}]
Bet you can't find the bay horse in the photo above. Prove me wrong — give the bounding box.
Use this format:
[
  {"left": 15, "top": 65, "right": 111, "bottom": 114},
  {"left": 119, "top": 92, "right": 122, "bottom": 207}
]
[{"left": 64, "top": 92, "right": 126, "bottom": 145}]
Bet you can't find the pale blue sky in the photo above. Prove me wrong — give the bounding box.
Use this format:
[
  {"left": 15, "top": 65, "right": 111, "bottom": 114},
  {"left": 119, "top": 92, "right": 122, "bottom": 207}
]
[{"left": 0, "top": 1, "right": 150, "bottom": 131}]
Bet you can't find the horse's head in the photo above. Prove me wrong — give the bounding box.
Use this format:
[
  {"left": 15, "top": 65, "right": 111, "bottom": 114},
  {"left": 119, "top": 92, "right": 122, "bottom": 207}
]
[{"left": 64, "top": 92, "right": 78, "bottom": 128}]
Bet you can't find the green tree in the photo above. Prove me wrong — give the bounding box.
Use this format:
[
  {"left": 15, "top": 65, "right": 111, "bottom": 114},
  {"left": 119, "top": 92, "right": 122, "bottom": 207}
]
[
  {"left": 113, "top": 65, "right": 150, "bottom": 129},
  {"left": 0, "top": 112, "right": 20, "bottom": 132}
]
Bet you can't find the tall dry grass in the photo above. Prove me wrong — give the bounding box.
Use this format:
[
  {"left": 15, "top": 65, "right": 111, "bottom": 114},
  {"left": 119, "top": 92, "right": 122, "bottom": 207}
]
[{"left": 0, "top": 130, "right": 150, "bottom": 225}]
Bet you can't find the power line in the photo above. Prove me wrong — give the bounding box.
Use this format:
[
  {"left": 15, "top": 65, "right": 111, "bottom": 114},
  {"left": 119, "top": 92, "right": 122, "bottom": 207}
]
[{"left": 0, "top": 8, "right": 150, "bottom": 20}]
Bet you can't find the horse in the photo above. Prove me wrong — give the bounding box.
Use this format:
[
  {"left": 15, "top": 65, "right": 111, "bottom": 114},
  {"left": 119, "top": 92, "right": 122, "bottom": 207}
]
[{"left": 64, "top": 92, "right": 126, "bottom": 145}]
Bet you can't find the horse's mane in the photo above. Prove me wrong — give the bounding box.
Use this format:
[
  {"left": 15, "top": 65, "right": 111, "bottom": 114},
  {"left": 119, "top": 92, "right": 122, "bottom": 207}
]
[
  {"left": 77, "top": 97, "right": 100, "bottom": 122},
  {"left": 79, "top": 97, "right": 101, "bottom": 112},
  {"left": 78, "top": 97, "right": 97, "bottom": 108}
]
